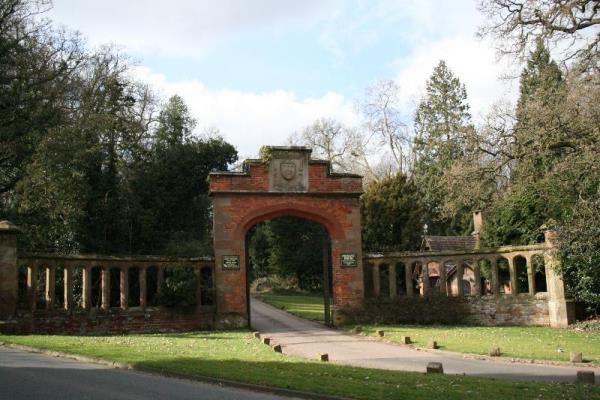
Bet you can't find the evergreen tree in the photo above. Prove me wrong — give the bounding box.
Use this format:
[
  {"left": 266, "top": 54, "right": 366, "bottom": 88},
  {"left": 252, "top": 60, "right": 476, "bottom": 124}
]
[
  {"left": 513, "top": 40, "right": 566, "bottom": 180},
  {"left": 361, "top": 173, "right": 425, "bottom": 252},
  {"left": 413, "top": 60, "right": 472, "bottom": 234},
  {"left": 483, "top": 41, "right": 569, "bottom": 246},
  {"left": 130, "top": 96, "right": 237, "bottom": 255}
]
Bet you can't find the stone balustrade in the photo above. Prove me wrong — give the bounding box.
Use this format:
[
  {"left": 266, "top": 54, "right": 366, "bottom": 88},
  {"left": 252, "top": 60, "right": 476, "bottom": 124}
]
[
  {"left": 16, "top": 253, "right": 215, "bottom": 314},
  {"left": 0, "top": 221, "right": 216, "bottom": 334},
  {"left": 364, "top": 243, "right": 548, "bottom": 298},
  {"left": 363, "top": 231, "right": 575, "bottom": 327}
]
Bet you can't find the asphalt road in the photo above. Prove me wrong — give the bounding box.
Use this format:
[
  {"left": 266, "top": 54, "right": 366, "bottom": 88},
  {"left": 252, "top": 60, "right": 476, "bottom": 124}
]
[
  {"left": 251, "top": 298, "right": 599, "bottom": 384},
  {"left": 0, "top": 346, "right": 300, "bottom": 400}
]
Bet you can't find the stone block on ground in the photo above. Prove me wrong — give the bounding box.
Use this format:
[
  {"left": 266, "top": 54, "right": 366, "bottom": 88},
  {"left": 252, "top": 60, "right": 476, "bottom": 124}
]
[
  {"left": 427, "top": 340, "right": 439, "bottom": 349},
  {"left": 489, "top": 347, "right": 501, "bottom": 357},
  {"left": 426, "top": 362, "right": 444, "bottom": 374},
  {"left": 377, "top": 330, "right": 384, "bottom": 337},
  {"left": 272, "top": 344, "right": 282, "bottom": 353},
  {"left": 319, "top": 353, "right": 329, "bottom": 362},
  {"left": 576, "top": 371, "right": 595, "bottom": 384},
  {"left": 570, "top": 352, "right": 583, "bottom": 363},
  {"left": 262, "top": 337, "right": 271, "bottom": 345},
  {"left": 351, "top": 326, "right": 362, "bottom": 334},
  {"left": 402, "top": 336, "right": 411, "bottom": 344},
  {"left": 253, "top": 331, "right": 260, "bottom": 339}
]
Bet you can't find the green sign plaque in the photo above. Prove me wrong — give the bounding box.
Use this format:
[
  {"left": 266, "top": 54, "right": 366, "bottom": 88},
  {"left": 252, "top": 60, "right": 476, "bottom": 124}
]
[
  {"left": 340, "top": 253, "right": 358, "bottom": 268},
  {"left": 222, "top": 255, "right": 240, "bottom": 270}
]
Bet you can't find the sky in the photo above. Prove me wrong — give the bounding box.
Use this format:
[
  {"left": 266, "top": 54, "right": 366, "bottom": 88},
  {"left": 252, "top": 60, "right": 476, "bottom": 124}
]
[{"left": 47, "top": 0, "right": 520, "bottom": 157}]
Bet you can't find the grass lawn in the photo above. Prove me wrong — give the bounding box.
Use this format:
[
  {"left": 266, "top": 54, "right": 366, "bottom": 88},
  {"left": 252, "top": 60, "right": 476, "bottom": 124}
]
[
  {"left": 255, "top": 292, "right": 325, "bottom": 322},
  {"left": 257, "top": 292, "right": 600, "bottom": 364},
  {"left": 1, "top": 331, "right": 598, "bottom": 400},
  {"left": 351, "top": 325, "right": 600, "bottom": 364}
]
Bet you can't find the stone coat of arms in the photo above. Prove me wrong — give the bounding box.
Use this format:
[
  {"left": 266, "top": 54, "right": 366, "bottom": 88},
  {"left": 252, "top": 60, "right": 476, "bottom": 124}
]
[{"left": 280, "top": 162, "right": 296, "bottom": 181}]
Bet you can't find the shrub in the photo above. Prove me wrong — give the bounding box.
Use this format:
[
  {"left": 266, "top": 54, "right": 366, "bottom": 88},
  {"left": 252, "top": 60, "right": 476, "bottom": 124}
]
[{"left": 158, "top": 266, "right": 198, "bottom": 307}]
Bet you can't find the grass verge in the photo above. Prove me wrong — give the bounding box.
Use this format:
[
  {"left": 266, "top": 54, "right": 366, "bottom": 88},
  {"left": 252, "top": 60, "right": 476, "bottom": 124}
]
[
  {"left": 1, "top": 331, "right": 598, "bottom": 400},
  {"left": 344, "top": 325, "right": 600, "bottom": 364}
]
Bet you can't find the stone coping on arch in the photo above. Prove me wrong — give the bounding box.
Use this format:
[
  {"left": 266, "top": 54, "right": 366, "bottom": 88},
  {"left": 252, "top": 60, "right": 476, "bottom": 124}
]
[{"left": 208, "top": 158, "right": 363, "bottom": 179}]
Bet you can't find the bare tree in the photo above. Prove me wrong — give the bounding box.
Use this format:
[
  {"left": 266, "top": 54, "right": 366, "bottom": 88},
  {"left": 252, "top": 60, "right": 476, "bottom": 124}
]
[
  {"left": 478, "top": 0, "right": 600, "bottom": 71},
  {"left": 289, "top": 118, "right": 382, "bottom": 181},
  {"left": 360, "top": 80, "right": 411, "bottom": 174}
]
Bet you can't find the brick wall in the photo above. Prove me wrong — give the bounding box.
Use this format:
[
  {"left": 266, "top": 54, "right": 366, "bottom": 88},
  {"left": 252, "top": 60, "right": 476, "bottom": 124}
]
[
  {"left": 6, "top": 307, "right": 214, "bottom": 335},
  {"left": 209, "top": 161, "right": 362, "bottom": 194}
]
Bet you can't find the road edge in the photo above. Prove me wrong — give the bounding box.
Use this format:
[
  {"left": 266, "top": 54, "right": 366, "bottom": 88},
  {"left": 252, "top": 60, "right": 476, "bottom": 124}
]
[{"left": 0, "top": 342, "right": 346, "bottom": 400}]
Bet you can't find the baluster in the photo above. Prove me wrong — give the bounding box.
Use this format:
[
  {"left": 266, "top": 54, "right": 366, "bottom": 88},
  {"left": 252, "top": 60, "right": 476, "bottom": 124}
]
[
  {"left": 405, "top": 261, "right": 414, "bottom": 297},
  {"left": 389, "top": 263, "right": 397, "bottom": 299},
  {"left": 101, "top": 267, "right": 110, "bottom": 310},
  {"left": 492, "top": 258, "right": 500, "bottom": 295},
  {"left": 421, "top": 260, "right": 430, "bottom": 295},
  {"left": 64, "top": 264, "right": 73, "bottom": 310},
  {"left": 82, "top": 267, "right": 92, "bottom": 310},
  {"left": 508, "top": 256, "right": 517, "bottom": 295},
  {"left": 120, "top": 266, "right": 129, "bottom": 310},
  {"left": 45, "top": 264, "right": 55, "bottom": 310},
  {"left": 27, "top": 263, "right": 37, "bottom": 312},
  {"left": 139, "top": 266, "right": 147, "bottom": 310},
  {"left": 526, "top": 255, "right": 536, "bottom": 295},
  {"left": 372, "top": 262, "right": 381, "bottom": 297},
  {"left": 438, "top": 260, "right": 447, "bottom": 295},
  {"left": 473, "top": 260, "right": 482, "bottom": 296},
  {"left": 456, "top": 260, "right": 464, "bottom": 297}
]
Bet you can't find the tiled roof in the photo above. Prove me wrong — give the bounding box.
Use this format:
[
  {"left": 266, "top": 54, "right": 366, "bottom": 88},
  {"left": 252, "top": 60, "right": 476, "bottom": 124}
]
[{"left": 421, "top": 235, "right": 477, "bottom": 252}]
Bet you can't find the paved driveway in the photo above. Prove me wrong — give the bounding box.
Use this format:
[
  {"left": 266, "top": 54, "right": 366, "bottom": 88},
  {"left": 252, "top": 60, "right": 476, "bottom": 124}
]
[
  {"left": 0, "top": 346, "right": 300, "bottom": 400},
  {"left": 251, "top": 298, "right": 599, "bottom": 384}
]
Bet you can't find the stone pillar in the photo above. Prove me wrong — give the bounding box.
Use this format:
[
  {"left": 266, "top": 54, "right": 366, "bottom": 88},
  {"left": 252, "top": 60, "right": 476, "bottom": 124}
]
[
  {"left": 372, "top": 262, "right": 381, "bottom": 297},
  {"left": 389, "top": 263, "right": 397, "bottom": 299},
  {"left": 508, "top": 256, "right": 517, "bottom": 295},
  {"left": 405, "top": 262, "right": 414, "bottom": 297},
  {"left": 45, "top": 265, "right": 55, "bottom": 310},
  {"left": 27, "top": 264, "right": 37, "bottom": 312},
  {"left": 473, "top": 260, "right": 482, "bottom": 296},
  {"left": 120, "top": 267, "right": 129, "bottom": 310},
  {"left": 526, "top": 255, "right": 536, "bottom": 295},
  {"left": 544, "top": 230, "right": 575, "bottom": 327},
  {"left": 421, "top": 261, "right": 430, "bottom": 295},
  {"left": 491, "top": 258, "right": 500, "bottom": 295},
  {"left": 64, "top": 266, "right": 73, "bottom": 310},
  {"left": 82, "top": 267, "right": 92, "bottom": 310},
  {"left": 0, "top": 221, "right": 20, "bottom": 319},
  {"left": 456, "top": 260, "right": 464, "bottom": 296},
  {"left": 438, "top": 260, "right": 447, "bottom": 295},
  {"left": 101, "top": 267, "right": 110, "bottom": 310},
  {"left": 139, "top": 267, "right": 147, "bottom": 310}
]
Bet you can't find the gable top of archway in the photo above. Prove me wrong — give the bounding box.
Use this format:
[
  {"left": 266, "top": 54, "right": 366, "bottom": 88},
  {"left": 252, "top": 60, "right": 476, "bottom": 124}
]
[{"left": 209, "top": 146, "right": 362, "bottom": 196}]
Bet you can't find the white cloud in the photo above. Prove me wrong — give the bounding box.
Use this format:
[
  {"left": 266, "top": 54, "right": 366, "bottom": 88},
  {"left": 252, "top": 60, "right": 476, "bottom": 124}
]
[
  {"left": 133, "top": 67, "right": 359, "bottom": 156},
  {"left": 393, "top": 36, "right": 519, "bottom": 123},
  {"left": 48, "top": 0, "right": 341, "bottom": 57}
]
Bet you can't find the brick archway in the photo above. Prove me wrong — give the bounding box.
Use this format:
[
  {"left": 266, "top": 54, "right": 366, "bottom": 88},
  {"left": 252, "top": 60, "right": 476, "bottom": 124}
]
[{"left": 209, "top": 147, "right": 364, "bottom": 328}]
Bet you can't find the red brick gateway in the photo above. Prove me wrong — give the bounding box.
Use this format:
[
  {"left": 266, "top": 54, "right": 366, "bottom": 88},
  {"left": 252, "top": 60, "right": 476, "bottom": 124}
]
[{"left": 208, "top": 146, "right": 364, "bottom": 328}]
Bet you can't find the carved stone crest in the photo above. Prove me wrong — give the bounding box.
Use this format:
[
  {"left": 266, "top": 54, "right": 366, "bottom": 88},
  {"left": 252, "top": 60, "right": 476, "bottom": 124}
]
[{"left": 280, "top": 162, "right": 296, "bottom": 181}]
